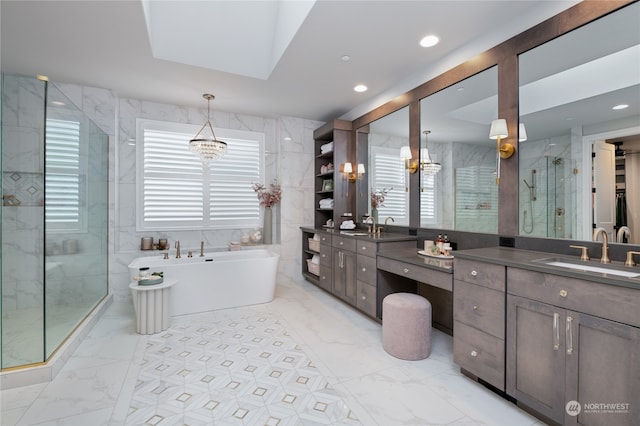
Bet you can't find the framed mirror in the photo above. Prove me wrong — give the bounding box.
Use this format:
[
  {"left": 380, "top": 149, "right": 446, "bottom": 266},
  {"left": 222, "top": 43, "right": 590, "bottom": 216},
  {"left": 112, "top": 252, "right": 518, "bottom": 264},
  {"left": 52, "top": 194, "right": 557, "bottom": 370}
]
[
  {"left": 419, "top": 66, "right": 499, "bottom": 233},
  {"left": 518, "top": 2, "right": 640, "bottom": 243},
  {"left": 357, "top": 106, "right": 410, "bottom": 226}
]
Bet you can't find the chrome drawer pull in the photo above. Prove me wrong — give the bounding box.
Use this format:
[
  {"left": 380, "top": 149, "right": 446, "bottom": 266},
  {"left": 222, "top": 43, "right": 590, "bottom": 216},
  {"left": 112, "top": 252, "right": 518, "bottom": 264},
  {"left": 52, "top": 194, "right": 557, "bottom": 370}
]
[
  {"left": 553, "top": 313, "right": 560, "bottom": 350},
  {"left": 559, "top": 290, "right": 568, "bottom": 298},
  {"left": 566, "top": 316, "right": 573, "bottom": 355},
  {"left": 471, "top": 270, "right": 478, "bottom": 277},
  {"left": 403, "top": 268, "right": 409, "bottom": 273},
  {"left": 470, "top": 350, "right": 478, "bottom": 357}
]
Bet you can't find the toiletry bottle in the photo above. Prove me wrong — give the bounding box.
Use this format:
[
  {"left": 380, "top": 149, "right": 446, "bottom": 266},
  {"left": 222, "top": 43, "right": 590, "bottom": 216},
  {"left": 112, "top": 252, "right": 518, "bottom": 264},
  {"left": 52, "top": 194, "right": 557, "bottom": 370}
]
[
  {"left": 443, "top": 234, "right": 449, "bottom": 244},
  {"left": 436, "top": 234, "right": 444, "bottom": 250}
]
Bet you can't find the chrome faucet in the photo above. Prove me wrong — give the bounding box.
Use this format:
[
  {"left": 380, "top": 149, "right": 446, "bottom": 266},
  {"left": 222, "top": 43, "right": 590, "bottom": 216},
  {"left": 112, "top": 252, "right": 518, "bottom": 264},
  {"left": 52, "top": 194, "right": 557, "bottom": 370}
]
[
  {"left": 175, "top": 240, "right": 181, "bottom": 259},
  {"left": 384, "top": 216, "right": 395, "bottom": 225},
  {"left": 593, "top": 228, "right": 610, "bottom": 264},
  {"left": 200, "top": 241, "right": 205, "bottom": 257},
  {"left": 617, "top": 226, "right": 631, "bottom": 243}
]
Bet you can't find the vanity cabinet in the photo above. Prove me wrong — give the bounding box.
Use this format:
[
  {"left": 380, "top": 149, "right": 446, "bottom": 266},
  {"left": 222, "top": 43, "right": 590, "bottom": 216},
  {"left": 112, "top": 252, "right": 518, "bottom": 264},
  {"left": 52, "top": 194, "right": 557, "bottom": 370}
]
[
  {"left": 453, "top": 258, "right": 506, "bottom": 391},
  {"left": 507, "top": 267, "right": 640, "bottom": 426},
  {"left": 333, "top": 236, "right": 357, "bottom": 304}
]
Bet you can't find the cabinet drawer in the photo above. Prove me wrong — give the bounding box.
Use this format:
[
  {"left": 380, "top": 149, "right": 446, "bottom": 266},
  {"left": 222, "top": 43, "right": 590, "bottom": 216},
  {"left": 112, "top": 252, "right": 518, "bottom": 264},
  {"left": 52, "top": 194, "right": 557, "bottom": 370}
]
[
  {"left": 357, "top": 240, "right": 377, "bottom": 257},
  {"left": 332, "top": 236, "right": 356, "bottom": 251},
  {"left": 508, "top": 267, "right": 640, "bottom": 328},
  {"left": 356, "top": 280, "right": 377, "bottom": 318},
  {"left": 454, "top": 280, "right": 504, "bottom": 339},
  {"left": 453, "top": 320, "right": 505, "bottom": 390},
  {"left": 454, "top": 258, "right": 505, "bottom": 291},
  {"left": 318, "top": 233, "right": 332, "bottom": 245},
  {"left": 377, "top": 257, "right": 453, "bottom": 291},
  {"left": 357, "top": 254, "right": 376, "bottom": 285},
  {"left": 318, "top": 266, "right": 332, "bottom": 292},
  {"left": 319, "top": 244, "right": 332, "bottom": 267}
]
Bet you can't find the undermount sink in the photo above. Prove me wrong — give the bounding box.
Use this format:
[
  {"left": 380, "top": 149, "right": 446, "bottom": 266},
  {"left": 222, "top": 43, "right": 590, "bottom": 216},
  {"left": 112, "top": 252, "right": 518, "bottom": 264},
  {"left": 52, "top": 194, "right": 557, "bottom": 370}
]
[
  {"left": 340, "top": 231, "right": 370, "bottom": 236},
  {"left": 534, "top": 258, "right": 640, "bottom": 278}
]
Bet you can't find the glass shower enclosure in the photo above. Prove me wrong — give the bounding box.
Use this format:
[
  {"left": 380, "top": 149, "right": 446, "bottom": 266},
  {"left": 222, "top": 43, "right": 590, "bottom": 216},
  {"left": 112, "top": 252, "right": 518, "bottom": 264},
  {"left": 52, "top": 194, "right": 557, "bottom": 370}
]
[{"left": 1, "top": 74, "right": 108, "bottom": 369}]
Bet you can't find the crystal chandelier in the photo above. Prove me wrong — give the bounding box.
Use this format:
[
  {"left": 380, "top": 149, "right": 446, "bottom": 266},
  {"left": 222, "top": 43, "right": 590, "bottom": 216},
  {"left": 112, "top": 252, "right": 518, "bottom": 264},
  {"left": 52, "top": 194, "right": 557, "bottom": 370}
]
[
  {"left": 421, "top": 130, "right": 441, "bottom": 176},
  {"left": 189, "top": 94, "right": 227, "bottom": 162}
]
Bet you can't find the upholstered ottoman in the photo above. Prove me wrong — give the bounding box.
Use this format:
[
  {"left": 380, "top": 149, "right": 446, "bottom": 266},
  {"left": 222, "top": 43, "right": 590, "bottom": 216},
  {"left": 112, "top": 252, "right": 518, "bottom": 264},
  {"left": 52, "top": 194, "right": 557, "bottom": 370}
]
[{"left": 382, "top": 292, "right": 432, "bottom": 360}]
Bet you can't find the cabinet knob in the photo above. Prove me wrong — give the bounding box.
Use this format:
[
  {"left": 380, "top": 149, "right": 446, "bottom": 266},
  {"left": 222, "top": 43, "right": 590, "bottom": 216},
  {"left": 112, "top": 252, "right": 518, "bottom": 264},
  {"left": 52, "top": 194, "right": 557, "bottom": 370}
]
[
  {"left": 471, "top": 270, "right": 478, "bottom": 277},
  {"left": 473, "top": 305, "right": 478, "bottom": 311},
  {"left": 362, "top": 267, "right": 366, "bottom": 272},
  {"left": 403, "top": 268, "right": 409, "bottom": 273},
  {"left": 321, "top": 254, "right": 326, "bottom": 258},
  {"left": 361, "top": 295, "right": 366, "bottom": 300},
  {"left": 321, "top": 276, "right": 326, "bottom": 280},
  {"left": 361, "top": 246, "right": 367, "bottom": 250},
  {"left": 339, "top": 241, "right": 344, "bottom": 245},
  {"left": 559, "top": 290, "right": 568, "bottom": 298},
  {"left": 470, "top": 350, "right": 478, "bottom": 357}
]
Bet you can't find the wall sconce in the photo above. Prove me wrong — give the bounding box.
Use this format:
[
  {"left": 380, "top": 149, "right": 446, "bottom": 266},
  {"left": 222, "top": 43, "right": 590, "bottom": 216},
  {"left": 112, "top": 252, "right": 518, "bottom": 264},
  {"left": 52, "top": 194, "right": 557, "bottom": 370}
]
[
  {"left": 489, "top": 119, "right": 515, "bottom": 184},
  {"left": 400, "top": 146, "right": 418, "bottom": 174},
  {"left": 519, "top": 122, "right": 528, "bottom": 142},
  {"left": 357, "top": 163, "right": 366, "bottom": 197},
  {"left": 342, "top": 162, "right": 356, "bottom": 182}
]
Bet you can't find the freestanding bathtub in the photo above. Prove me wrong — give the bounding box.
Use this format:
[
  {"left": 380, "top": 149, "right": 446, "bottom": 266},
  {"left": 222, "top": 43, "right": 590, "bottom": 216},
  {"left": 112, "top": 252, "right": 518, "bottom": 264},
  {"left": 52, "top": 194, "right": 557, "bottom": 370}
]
[{"left": 128, "top": 249, "right": 280, "bottom": 316}]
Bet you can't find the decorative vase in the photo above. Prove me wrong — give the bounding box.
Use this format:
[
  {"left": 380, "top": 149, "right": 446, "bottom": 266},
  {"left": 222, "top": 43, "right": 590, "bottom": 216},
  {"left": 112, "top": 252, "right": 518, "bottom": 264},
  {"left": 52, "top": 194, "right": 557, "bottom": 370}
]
[
  {"left": 263, "top": 206, "right": 272, "bottom": 244},
  {"left": 371, "top": 207, "right": 378, "bottom": 224}
]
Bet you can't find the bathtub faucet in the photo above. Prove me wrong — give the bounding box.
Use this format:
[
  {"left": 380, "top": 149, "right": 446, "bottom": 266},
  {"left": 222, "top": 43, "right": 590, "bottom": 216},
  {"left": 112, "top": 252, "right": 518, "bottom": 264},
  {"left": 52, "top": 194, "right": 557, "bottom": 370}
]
[
  {"left": 175, "top": 241, "right": 181, "bottom": 259},
  {"left": 200, "top": 241, "right": 205, "bottom": 257}
]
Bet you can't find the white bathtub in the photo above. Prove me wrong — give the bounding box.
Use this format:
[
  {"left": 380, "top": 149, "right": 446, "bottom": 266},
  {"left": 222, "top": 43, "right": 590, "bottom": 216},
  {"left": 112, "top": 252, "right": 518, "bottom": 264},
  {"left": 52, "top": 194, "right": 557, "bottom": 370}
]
[{"left": 128, "top": 249, "right": 280, "bottom": 316}]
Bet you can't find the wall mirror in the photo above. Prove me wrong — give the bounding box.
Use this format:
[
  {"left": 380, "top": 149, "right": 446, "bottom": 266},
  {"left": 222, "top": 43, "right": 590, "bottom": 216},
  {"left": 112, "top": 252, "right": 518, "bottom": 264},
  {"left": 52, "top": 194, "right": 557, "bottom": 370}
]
[
  {"left": 356, "top": 106, "right": 410, "bottom": 226},
  {"left": 419, "top": 66, "right": 499, "bottom": 233},
  {"left": 518, "top": 2, "right": 640, "bottom": 244}
]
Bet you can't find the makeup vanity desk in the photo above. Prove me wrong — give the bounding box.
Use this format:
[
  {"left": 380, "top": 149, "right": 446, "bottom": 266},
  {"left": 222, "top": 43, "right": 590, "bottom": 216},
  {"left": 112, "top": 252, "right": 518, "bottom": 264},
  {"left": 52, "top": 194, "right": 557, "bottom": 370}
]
[{"left": 377, "top": 248, "right": 454, "bottom": 334}]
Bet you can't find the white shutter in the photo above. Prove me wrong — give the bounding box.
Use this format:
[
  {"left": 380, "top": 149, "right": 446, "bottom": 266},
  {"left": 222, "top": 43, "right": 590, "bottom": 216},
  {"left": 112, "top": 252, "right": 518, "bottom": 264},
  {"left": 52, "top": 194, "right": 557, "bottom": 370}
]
[
  {"left": 142, "top": 129, "right": 204, "bottom": 227},
  {"left": 137, "top": 119, "right": 264, "bottom": 230},
  {"left": 46, "top": 119, "right": 81, "bottom": 229},
  {"left": 455, "top": 165, "right": 498, "bottom": 231},
  {"left": 371, "top": 147, "right": 408, "bottom": 224},
  {"left": 420, "top": 170, "right": 437, "bottom": 224},
  {"left": 209, "top": 138, "right": 261, "bottom": 227}
]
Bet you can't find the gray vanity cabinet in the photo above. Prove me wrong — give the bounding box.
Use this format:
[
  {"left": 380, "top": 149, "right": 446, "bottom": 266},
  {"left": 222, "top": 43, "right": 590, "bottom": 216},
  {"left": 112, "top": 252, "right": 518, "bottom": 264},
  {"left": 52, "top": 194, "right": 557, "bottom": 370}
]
[
  {"left": 332, "top": 236, "right": 357, "bottom": 305},
  {"left": 355, "top": 240, "right": 378, "bottom": 317},
  {"left": 507, "top": 267, "right": 640, "bottom": 426},
  {"left": 453, "top": 258, "right": 506, "bottom": 390}
]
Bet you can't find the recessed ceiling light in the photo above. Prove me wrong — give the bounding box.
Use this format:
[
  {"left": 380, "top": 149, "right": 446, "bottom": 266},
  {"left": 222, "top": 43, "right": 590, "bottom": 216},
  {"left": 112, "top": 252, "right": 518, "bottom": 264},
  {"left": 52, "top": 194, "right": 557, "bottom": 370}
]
[
  {"left": 612, "top": 104, "right": 629, "bottom": 110},
  {"left": 457, "top": 87, "right": 465, "bottom": 92},
  {"left": 341, "top": 55, "right": 351, "bottom": 62},
  {"left": 283, "top": 137, "right": 292, "bottom": 141},
  {"left": 354, "top": 84, "right": 368, "bottom": 93},
  {"left": 420, "top": 35, "right": 439, "bottom": 48}
]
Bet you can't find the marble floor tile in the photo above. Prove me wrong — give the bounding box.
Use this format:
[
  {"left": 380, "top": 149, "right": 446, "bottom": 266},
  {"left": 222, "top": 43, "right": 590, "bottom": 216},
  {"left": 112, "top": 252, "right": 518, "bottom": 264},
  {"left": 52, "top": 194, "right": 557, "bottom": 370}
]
[{"left": 1, "top": 273, "right": 546, "bottom": 426}]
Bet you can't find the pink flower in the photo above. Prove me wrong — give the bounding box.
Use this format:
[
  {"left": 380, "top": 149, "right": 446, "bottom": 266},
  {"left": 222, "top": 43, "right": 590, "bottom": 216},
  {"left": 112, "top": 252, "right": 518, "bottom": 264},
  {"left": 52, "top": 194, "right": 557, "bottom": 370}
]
[
  {"left": 252, "top": 180, "right": 282, "bottom": 208},
  {"left": 371, "top": 187, "right": 392, "bottom": 208}
]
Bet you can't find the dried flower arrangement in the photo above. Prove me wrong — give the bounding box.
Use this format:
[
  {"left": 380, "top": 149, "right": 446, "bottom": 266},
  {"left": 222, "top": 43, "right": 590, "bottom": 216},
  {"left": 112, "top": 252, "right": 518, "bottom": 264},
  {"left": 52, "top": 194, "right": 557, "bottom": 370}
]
[
  {"left": 371, "top": 187, "right": 392, "bottom": 209},
  {"left": 252, "top": 180, "right": 282, "bottom": 207}
]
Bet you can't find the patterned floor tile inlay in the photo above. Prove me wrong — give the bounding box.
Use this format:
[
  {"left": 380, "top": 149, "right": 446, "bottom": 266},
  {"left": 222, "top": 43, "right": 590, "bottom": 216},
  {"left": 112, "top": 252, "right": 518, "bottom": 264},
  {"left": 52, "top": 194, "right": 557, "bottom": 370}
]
[{"left": 126, "top": 311, "right": 361, "bottom": 425}]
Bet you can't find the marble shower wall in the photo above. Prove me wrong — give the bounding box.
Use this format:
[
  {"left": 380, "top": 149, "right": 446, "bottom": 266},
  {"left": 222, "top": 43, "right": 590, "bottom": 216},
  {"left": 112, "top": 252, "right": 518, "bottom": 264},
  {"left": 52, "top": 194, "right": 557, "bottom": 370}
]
[{"left": 518, "top": 134, "right": 578, "bottom": 239}]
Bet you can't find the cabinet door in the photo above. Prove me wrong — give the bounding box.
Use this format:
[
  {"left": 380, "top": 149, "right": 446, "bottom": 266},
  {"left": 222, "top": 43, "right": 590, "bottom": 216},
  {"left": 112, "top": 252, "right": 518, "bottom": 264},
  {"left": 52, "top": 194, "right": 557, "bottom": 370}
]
[
  {"left": 565, "top": 312, "right": 640, "bottom": 426},
  {"left": 333, "top": 249, "right": 356, "bottom": 304},
  {"left": 507, "top": 295, "right": 565, "bottom": 423}
]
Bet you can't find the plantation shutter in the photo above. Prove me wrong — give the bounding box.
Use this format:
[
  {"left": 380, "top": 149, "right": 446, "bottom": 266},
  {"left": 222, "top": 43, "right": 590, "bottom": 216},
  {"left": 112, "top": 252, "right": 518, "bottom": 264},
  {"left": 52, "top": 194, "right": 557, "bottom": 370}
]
[
  {"left": 209, "top": 138, "right": 261, "bottom": 227},
  {"left": 45, "top": 118, "right": 82, "bottom": 229},
  {"left": 137, "top": 119, "right": 264, "bottom": 230},
  {"left": 420, "top": 168, "right": 437, "bottom": 224},
  {"left": 371, "top": 147, "right": 408, "bottom": 224},
  {"left": 142, "top": 128, "right": 204, "bottom": 227}
]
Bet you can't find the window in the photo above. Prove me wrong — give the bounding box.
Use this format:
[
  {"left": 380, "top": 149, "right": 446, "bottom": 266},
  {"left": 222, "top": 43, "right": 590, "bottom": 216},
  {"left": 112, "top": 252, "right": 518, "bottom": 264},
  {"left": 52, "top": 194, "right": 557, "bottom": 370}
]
[
  {"left": 136, "top": 119, "right": 264, "bottom": 230},
  {"left": 45, "top": 118, "right": 85, "bottom": 231},
  {"left": 370, "top": 146, "right": 409, "bottom": 225}
]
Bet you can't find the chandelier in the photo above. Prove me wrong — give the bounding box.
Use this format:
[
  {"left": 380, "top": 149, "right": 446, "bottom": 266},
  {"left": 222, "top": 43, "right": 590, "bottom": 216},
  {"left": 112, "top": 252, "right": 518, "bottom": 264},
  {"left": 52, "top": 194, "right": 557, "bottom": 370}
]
[
  {"left": 189, "top": 94, "right": 227, "bottom": 162},
  {"left": 421, "top": 130, "right": 441, "bottom": 176}
]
